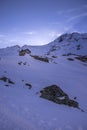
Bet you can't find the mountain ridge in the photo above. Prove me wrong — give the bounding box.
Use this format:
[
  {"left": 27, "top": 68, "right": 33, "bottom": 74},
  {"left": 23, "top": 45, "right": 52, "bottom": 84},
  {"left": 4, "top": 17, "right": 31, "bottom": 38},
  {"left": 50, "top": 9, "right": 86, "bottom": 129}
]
[{"left": 0, "top": 32, "right": 87, "bottom": 130}]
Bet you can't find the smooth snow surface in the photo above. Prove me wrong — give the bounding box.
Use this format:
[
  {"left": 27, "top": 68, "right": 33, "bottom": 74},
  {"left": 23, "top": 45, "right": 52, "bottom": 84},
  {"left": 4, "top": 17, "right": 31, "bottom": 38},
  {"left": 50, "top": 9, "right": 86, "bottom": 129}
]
[{"left": 0, "top": 33, "right": 87, "bottom": 130}]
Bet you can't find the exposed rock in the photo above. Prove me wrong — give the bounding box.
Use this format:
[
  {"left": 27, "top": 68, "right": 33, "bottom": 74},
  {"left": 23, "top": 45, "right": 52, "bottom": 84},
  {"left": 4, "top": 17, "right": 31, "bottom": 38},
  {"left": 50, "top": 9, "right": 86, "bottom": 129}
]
[
  {"left": 47, "top": 45, "right": 59, "bottom": 55},
  {"left": 83, "top": 63, "right": 87, "bottom": 67},
  {"left": 18, "top": 61, "right": 28, "bottom": 66},
  {"left": 25, "top": 83, "right": 32, "bottom": 89},
  {"left": 76, "top": 44, "right": 81, "bottom": 50},
  {"left": 22, "top": 80, "right": 24, "bottom": 82},
  {"left": 67, "top": 58, "right": 74, "bottom": 61},
  {"left": 58, "top": 37, "right": 64, "bottom": 42},
  {"left": 40, "top": 85, "right": 79, "bottom": 108},
  {"left": 5, "top": 84, "right": 9, "bottom": 87},
  {"left": 19, "top": 49, "right": 31, "bottom": 56},
  {"left": 52, "top": 55, "right": 57, "bottom": 58},
  {"left": 62, "top": 53, "right": 72, "bottom": 56},
  {"left": 50, "top": 45, "right": 57, "bottom": 52},
  {"left": 4, "top": 71, "right": 7, "bottom": 73},
  {"left": 75, "top": 55, "right": 87, "bottom": 62},
  {"left": 74, "top": 97, "right": 77, "bottom": 100},
  {"left": 8, "top": 79, "right": 14, "bottom": 84},
  {"left": 53, "top": 62, "right": 57, "bottom": 64},
  {"left": 23, "top": 62, "right": 27, "bottom": 65},
  {"left": 0, "top": 76, "right": 15, "bottom": 84},
  {"left": 30, "top": 55, "right": 49, "bottom": 63},
  {"left": 18, "top": 61, "right": 22, "bottom": 65}
]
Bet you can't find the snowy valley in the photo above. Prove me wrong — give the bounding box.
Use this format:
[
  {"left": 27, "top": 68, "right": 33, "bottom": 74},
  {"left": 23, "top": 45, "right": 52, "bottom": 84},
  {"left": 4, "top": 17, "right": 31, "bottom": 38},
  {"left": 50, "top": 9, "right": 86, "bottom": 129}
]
[{"left": 0, "top": 32, "right": 87, "bottom": 130}]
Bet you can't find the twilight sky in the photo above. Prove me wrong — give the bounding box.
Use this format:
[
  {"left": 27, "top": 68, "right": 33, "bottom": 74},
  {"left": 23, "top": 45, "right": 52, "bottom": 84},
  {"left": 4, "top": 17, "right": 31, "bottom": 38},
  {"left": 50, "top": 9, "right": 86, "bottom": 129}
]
[{"left": 0, "top": 0, "right": 87, "bottom": 48}]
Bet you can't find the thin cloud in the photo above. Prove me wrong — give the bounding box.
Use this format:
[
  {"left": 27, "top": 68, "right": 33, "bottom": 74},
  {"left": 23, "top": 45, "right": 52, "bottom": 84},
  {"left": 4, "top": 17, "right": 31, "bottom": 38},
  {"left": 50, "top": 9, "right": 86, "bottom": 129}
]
[
  {"left": 57, "top": 4, "right": 87, "bottom": 15},
  {"left": 65, "top": 4, "right": 87, "bottom": 13},
  {"left": 23, "top": 31, "right": 37, "bottom": 35},
  {"left": 49, "top": 31, "right": 62, "bottom": 38},
  {"left": 65, "top": 8, "right": 81, "bottom": 13},
  {"left": 58, "top": 5, "right": 87, "bottom": 33},
  {"left": 67, "top": 13, "right": 87, "bottom": 23}
]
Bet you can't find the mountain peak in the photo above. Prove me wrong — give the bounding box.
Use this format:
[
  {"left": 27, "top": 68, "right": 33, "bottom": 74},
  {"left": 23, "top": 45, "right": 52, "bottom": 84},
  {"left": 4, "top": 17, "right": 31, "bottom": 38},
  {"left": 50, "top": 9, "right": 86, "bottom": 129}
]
[{"left": 52, "top": 32, "right": 87, "bottom": 43}]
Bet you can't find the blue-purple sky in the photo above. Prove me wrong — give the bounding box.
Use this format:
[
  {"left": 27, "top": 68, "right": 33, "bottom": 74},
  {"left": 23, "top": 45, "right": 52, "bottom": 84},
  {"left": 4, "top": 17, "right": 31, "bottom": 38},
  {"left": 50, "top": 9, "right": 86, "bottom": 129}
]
[{"left": 0, "top": 0, "right": 87, "bottom": 48}]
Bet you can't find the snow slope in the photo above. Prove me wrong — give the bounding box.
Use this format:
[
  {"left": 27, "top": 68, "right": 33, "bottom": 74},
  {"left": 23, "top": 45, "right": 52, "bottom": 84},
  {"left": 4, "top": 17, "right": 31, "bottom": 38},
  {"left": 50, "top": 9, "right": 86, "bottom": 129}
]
[{"left": 0, "top": 32, "right": 87, "bottom": 130}]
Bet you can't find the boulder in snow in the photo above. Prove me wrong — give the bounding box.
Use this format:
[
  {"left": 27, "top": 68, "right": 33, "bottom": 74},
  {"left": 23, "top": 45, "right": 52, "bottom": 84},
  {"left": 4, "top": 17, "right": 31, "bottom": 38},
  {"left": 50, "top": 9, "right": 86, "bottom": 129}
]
[{"left": 40, "top": 85, "right": 79, "bottom": 108}]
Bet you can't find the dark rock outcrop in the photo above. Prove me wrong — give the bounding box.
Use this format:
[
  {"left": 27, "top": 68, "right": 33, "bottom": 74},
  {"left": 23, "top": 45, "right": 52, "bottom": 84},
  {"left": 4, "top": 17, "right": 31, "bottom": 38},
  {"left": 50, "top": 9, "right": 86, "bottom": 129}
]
[
  {"left": 75, "top": 55, "right": 87, "bottom": 62},
  {"left": 40, "top": 85, "right": 79, "bottom": 108},
  {"left": 30, "top": 55, "right": 49, "bottom": 63},
  {"left": 18, "top": 61, "right": 22, "bottom": 65},
  {"left": 19, "top": 49, "right": 31, "bottom": 56},
  {"left": 0, "top": 76, "right": 15, "bottom": 84},
  {"left": 76, "top": 44, "right": 81, "bottom": 50},
  {"left": 25, "top": 83, "right": 32, "bottom": 89},
  {"left": 67, "top": 58, "right": 74, "bottom": 61},
  {"left": 62, "top": 53, "right": 72, "bottom": 56},
  {"left": 52, "top": 55, "right": 57, "bottom": 58}
]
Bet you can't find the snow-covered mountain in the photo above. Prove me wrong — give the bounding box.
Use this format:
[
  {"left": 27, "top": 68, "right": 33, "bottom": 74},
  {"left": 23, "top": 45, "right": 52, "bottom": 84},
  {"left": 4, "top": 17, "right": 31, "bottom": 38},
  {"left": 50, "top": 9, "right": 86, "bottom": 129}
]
[{"left": 0, "top": 32, "right": 87, "bottom": 130}]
